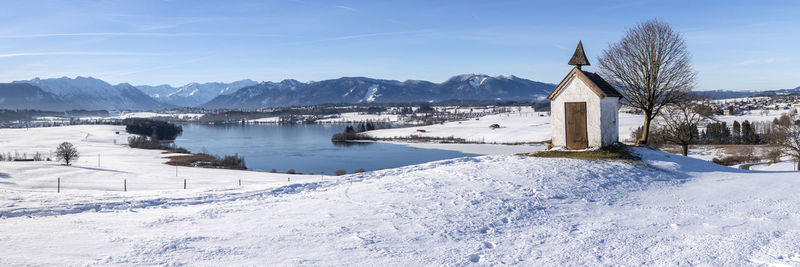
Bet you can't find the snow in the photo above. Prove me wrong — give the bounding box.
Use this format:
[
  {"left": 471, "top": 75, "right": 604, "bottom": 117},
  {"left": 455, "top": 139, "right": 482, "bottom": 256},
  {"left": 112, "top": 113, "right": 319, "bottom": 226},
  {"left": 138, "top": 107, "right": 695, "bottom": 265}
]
[
  {"left": 116, "top": 112, "right": 204, "bottom": 120},
  {"left": 386, "top": 141, "right": 544, "bottom": 155},
  {"left": 360, "top": 84, "right": 380, "bottom": 103},
  {"left": 4, "top": 114, "right": 800, "bottom": 265},
  {"left": 2, "top": 134, "right": 800, "bottom": 265},
  {"left": 315, "top": 112, "right": 400, "bottom": 123},
  {"left": 714, "top": 109, "right": 794, "bottom": 124},
  {"left": 0, "top": 125, "right": 318, "bottom": 193},
  {"left": 365, "top": 107, "right": 644, "bottom": 144}
]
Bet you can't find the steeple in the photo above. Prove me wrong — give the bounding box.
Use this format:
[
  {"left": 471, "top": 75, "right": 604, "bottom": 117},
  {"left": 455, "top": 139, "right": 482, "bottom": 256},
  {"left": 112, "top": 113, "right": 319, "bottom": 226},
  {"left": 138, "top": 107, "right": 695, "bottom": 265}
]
[{"left": 568, "top": 40, "right": 590, "bottom": 69}]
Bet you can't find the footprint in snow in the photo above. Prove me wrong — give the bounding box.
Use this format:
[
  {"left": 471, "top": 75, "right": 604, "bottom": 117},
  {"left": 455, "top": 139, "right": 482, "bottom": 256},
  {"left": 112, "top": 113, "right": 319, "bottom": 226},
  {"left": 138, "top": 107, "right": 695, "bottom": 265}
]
[
  {"left": 469, "top": 254, "right": 482, "bottom": 263},
  {"left": 483, "top": 241, "right": 495, "bottom": 249}
]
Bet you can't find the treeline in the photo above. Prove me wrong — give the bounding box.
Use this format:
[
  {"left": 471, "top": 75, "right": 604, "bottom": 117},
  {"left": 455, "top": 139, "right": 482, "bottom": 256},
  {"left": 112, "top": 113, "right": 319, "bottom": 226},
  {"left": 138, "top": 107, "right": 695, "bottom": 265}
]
[
  {"left": 165, "top": 153, "right": 247, "bottom": 170},
  {"left": 123, "top": 118, "right": 183, "bottom": 140},
  {"left": 331, "top": 122, "right": 383, "bottom": 142},
  {"left": 0, "top": 109, "right": 110, "bottom": 122},
  {"left": 640, "top": 111, "right": 799, "bottom": 146}
]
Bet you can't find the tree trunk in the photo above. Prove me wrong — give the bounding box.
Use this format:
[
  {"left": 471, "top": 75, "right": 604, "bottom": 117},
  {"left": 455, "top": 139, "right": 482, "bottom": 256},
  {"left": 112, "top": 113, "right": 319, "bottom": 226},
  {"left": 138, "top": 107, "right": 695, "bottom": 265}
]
[
  {"left": 796, "top": 157, "right": 800, "bottom": 171},
  {"left": 682, "top": 144, "right": 689, "bottom": 156},
  {"left": 638, "top": 113, "right": 653, "bottom": 145}
]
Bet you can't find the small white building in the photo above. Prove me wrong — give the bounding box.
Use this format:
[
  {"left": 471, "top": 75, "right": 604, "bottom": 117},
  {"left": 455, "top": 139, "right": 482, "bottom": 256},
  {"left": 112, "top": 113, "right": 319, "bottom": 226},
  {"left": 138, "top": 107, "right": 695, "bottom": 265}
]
[{"left": 547, "top": 41, "right": 622, "bottom": 149}]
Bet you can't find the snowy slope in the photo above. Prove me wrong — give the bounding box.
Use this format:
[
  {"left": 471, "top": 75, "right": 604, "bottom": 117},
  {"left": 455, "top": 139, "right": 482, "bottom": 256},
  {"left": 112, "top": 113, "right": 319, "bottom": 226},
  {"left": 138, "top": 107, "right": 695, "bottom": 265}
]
[
  {"left": 136, "top": 79, "right": 258, "bottom": 107},
  {"left": 363, "top": 107, "right": 644, "bottom": 144},
  {"left": 13, "top": 77, "right": 165, "bottom": 110},
  {"left": 2, "top": 139, "right": 800, "bottom": 265}
]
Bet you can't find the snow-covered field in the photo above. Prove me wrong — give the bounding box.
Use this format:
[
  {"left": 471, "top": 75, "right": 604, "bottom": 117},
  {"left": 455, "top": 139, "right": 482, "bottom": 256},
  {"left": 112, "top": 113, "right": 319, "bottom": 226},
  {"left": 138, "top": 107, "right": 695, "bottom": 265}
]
[
  {"left": 0, "top": 125, "right": 321, "bottom": 192},
  {"left": 2, "top": 137, "right": 800, "bottom": 265},
  {"left": 365, "top": 108, "right": 644, "bottom": 144},
  {"left": 713, "top": 109, "right": 794, "bottom": 125},
  {"left": 2, "top": 111, "right": 800, "bottom": 265},
  {"left": 116, "top": 112, "right": 205, "bottom": 121},
  {"left": 316, "top": 112, "right": 401, "bottom": 123}
]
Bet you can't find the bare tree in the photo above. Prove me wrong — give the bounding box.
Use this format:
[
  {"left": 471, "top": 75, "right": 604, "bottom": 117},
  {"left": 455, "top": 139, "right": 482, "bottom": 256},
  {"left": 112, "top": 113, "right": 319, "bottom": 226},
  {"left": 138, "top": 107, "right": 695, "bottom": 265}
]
[
  {"left": 658, "top": 99, "right": 707, "bottom": 156},
  {"left": 56, "top": 141, "right": 79, "bottom": 166},
  {"left": 598, "top": 19, "right": 696, "bottom": 145},
  {"left": 771, "top": 114, "right": 800, "bottom": 170}
]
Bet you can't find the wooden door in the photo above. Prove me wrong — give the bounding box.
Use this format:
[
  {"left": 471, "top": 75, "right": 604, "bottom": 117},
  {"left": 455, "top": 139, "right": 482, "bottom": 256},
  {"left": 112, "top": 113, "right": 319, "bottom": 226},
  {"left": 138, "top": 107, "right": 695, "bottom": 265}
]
[{"left": 565, "top": 102, "right": 588, "bottom": 149}]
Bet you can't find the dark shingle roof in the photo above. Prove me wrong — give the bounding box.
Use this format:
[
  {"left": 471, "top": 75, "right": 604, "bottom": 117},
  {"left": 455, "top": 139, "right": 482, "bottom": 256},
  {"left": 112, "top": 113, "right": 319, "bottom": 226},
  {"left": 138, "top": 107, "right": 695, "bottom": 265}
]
[
  {"left": 581, "top": 70, "right": 622, "bottom": 98},
  {"left": 568, "top": 41, "right": 590, "bottom": 66}
]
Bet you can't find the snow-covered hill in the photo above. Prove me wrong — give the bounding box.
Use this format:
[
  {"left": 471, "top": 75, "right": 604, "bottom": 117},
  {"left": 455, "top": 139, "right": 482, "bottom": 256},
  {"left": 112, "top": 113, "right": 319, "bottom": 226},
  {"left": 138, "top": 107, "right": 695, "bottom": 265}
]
[
  {"left": 1, "top": 125, "right": 800, "bottom": 265},
  {"left": 13, "top": 77, "right": 166, "bottom": 110},
  {"left": 0, "top": 83, "right": 71, "bottom": 111},
  {"left": 136, "top": 79, "right": 258, "bottom": 107}
]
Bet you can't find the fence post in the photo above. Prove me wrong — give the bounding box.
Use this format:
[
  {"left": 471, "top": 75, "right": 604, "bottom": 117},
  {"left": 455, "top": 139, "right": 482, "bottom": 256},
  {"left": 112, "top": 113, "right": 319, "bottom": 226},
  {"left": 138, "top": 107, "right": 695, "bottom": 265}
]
[
  {"left": 184, "top": 179, "right": 187, "bottom": 189},
  {"left": 238, "top": 179, "right": 241, "bottom": 186},
  {"left": 124, "top": 179, "right": 127, "bottom": 192},
  {"left": 57, "top": 177, "right": 60, "bottom": 193}
]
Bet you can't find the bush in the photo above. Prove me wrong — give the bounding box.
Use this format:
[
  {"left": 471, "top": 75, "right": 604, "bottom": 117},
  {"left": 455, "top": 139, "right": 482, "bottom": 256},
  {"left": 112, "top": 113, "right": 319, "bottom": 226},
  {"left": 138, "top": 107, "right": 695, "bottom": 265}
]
[
  {"left": 128, "top": 136, "right": 163, "bottom": 149},
  {"left": 287, "top": 169, "right": 296, "bottom": 174},
  {"left": 165, "top": 153, "right": 247, "bottom": 170},
  {"left": 164, "top": 147, "right": 191, "bottom": 154},
  {"left": 335, "top": 169, "right": 346, "bottom": 176},
  {"left": 766, "top": 149, "right": 782, "bottom": 163},
  {"left": 353, "top": 168, "right": 365, "bottom": 173},
  {"left": 219, "top": 154, "right": 246, "bottom": 170},
  {"left": 712, "top": 156, "right": 751, "bottom": 166},
  {"left": 123, "top": 118, "right": 183, "bottom": 140}
]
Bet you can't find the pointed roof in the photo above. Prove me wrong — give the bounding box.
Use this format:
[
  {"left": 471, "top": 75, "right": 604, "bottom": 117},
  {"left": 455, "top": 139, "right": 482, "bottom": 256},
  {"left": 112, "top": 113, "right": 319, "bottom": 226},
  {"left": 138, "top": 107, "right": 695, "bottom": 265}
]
[
  {"left": 547, "top": 67, "right": 622, "bottom": 100},
  {"left": 568, "top": 41, "right": 590, "bottom": 67}
]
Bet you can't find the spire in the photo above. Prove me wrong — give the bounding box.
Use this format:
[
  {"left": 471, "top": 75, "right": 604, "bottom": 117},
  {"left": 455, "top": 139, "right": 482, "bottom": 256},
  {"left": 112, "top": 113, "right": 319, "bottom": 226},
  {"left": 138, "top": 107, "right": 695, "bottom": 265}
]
[{"left": 568, "top": 40, "right": 590, "bottom": 69}]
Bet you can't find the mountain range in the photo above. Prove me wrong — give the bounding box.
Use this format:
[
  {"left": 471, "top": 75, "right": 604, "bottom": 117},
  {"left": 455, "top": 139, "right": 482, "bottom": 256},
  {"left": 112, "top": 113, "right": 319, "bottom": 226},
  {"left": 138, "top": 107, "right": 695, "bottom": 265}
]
[
  {"left": 0, "top": 74, "right": 557, "bottom": 111},
  {"left": 11, "top": 77, "right": 167, "bottom": 111},
  {"left": 203, "top": 74, "right": 555, "bottom": 109},
  {"left": 136, "top": 79, "right": 258, "bottom": 107}
]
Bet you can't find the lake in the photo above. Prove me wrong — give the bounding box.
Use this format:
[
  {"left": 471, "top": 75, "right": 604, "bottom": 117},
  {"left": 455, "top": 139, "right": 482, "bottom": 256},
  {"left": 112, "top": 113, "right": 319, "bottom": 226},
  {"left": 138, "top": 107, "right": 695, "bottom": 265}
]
[{"left": 174, "top": 123, "right": 478, "bottom": 174}]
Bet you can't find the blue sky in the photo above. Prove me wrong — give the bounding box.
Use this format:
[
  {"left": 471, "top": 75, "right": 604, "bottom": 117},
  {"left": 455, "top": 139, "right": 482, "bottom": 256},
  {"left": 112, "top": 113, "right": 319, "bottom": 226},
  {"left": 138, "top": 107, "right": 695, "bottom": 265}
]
[{"left": 0, "top": 0, "right": 798, "bottom": 91}]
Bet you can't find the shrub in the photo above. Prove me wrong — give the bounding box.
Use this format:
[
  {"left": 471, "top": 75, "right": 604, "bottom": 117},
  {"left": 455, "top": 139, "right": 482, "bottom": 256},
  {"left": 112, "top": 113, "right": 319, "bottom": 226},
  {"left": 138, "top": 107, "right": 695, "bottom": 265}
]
[
  {"left": 269, "top": 169, "right": 277, "bottom": 173},
  {"left": 353, "top": 168, "right": 366, "bottom": 173},
  {"left": 164, "top": 147, "right": 191, "bottom": 154},
  {"left": 128, "top": 136, "right": 163, "bottom": 149},
  {"left": 164, "top": 153, "right": 247, "bottom": 170},
  {"left": 219, "top": 154, "right": 246, "bottom": 170},
  {"left": 766, "top": 149, "right": 782, "bottom": 163},
  {"left": 335, "top": 169, "right": 346, "bottom": 176},
  {"left": 712, "top": 156, "right": 750, "bottom": 166},
  {"left": 287, "top": 169, "right": 296, "bottom": 174}
]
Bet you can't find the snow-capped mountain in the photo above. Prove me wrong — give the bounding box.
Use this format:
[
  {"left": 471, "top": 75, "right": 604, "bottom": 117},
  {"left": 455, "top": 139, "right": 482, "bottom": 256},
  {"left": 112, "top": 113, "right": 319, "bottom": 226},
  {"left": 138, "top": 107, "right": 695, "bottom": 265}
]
[
  {"left": 0, "top": 83, "right": 71, "bottom": 111},
  {"left": 202, "top": 74, "right": 555, "bottom": 109},
  {"left": 13, "top": 77, "right": 166, "bottom": 110},
  {"left": 136, "top": 79, "right": 258, "bottom": 107}
]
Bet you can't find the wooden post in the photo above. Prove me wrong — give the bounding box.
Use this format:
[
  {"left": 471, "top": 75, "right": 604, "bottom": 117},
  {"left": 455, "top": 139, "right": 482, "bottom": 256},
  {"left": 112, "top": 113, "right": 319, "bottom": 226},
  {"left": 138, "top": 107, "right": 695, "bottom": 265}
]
[
  {"left": 238, "top": 179, "right": 241, "bottom": 186},
  {"left": 57, "top": 177, "right": 60, "bottom": 193},
  {"left": 124, "top": 179, "right": 127, "bottom": 192},
  {"left": 184, "top": 179, "right": 187, "bottom": 189}
]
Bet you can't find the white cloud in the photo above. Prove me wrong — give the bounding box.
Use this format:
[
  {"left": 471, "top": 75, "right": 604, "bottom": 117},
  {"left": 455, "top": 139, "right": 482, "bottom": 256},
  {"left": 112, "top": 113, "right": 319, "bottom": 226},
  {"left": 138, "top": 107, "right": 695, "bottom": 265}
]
[
  {"left": 0, "top": 51, "right": 168, "bottom": 58},
  {"left": 335, "top": 5, "right": 357, "bottom": 12},
  {"left": 735, "top": 58, "right": 789, "bottom": 66}
]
